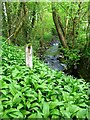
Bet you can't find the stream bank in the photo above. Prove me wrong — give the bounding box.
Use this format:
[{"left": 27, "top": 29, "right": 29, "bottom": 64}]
[{"left": 38, "top": 36, "right": 90, "bottom": 82}]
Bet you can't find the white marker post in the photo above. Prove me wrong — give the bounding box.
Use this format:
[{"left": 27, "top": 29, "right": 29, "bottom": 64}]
[{"left": 26, "top": 44, "right": 33, "bottom": 69}]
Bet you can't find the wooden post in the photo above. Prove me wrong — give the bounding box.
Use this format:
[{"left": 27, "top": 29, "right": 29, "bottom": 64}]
[{"left": 26, "top": 44, "right": 33, "bottom": 69}]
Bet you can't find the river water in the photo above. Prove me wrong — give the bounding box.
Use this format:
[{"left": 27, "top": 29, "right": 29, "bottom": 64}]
[{"left": 43, "top": 40, "right": 67, "bottom": 71}]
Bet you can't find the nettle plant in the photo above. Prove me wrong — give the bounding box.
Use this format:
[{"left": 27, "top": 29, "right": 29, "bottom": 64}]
[{"left": 1, "top": 40, "right": 89, "bottom": 119}]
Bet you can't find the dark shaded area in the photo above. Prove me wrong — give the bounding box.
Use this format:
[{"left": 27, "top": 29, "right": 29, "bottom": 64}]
[
  {"left": 78, "top": 56, "right": 90, "bottom": 82},
  {"left": 64, "top": 64, "right": 80, "bottom": 79}
]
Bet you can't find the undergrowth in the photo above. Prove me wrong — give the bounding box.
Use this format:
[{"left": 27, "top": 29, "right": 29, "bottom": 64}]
[{"left": 0, "top": 40, "right": 89, "bottom": 119}]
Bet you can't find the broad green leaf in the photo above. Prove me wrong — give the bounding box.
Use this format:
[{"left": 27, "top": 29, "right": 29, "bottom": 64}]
[
  {"left": 2, "top": 113, "right": 9, "bottom": 118},
  {"left": 79, "top": 103, "right": 88, "bottom": 108},
  {"left": 1, "top": 97, "right": 9, "bottom": 101},
  {"left": 9, "top": 84, "right": 17, "bottom": 96},
  {"left": 9, "top": 111, "right": 23, "bottom": 118},
  {"left": 3, "top": 100, "right": 13, "bottom": 107},
  {"left": 27, "top": 101, "right": 31, "bottom": 109},
  {"left": 13, "top": 93, "right": 21, "bottom": 105},
  {"left": 38, "top": 89, "right": 42, "bottom": 102},
  {"left": 14, "top": 84, "right": 21, "bottom": 91},
  {"left": 50, "top": 109, "right": 60, "bottom": 116},
  {"left": 12, "top": 68, "right": 19, "bottom": 77},
  {"left": 28, "top": 113, "right": 37, "bottom": 118},
  {"left": 25, "top": 92, "right": 35, "bottom": 97},
  {"left": 9, "top": 113, "right": 19, "bottom": 118},
  {"left": 1, "top": 90, "right": 8, "bottom": 95},
  {"left": 31, "top": 107, "right": 39, "bottom": 112},
  {"left": 31, "top": 102, "right": 40, "bottom": 108},
  {"left": 51, "top": 95, "right": 57, "bottom": 100},
  {"left": 43, "top": 101, "right": 49, "bottom": 118},
  {"left": 76, "top": 109, "right": 88, "bottom": 118},
  {"left": 62, "top": 91, "right": 70, "bottom": 101},
  {"left": 17, "top": 91, "right": 26, "bottom": 105},
  {"left": 50, "top": 101, "right": 64, "bottom": 109},
  {"left": 37, "top": 111, "right": 43, "bottom": 118},
  {"left": 51, "top": 115, "right": 59, "bottom": 118},
  {"left": 1, "top": 81, "right": 8, "bottom": 89},
  {"left": 0, "top": 101, "right": 3, "bottom": 118},
  {"left": 17, "top": 103, "right": 23, "bottom": 110},
  {"left": 60, "top": 109, "right": 71, "bottom": 118},
  {"left": 21, "top": 110, "right": 30, "bottom": 116},
  {"left": 63, "top": 111, "right": 71, "bottom": 118},
  {"left": 4, "top": 108, "right": 19, "bottom": 114},
  {"left": 66, "top": 104, "right": 80, "bottom": 114}
]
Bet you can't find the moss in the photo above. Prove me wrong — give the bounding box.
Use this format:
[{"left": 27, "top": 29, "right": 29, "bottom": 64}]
[{"left": 26, "top": 43, "right": 32, "bottom": 47}]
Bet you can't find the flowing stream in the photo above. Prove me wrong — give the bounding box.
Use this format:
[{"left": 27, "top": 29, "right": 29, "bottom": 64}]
[{"left": 43, "top": 40, "right": 67, "bottom": 71}]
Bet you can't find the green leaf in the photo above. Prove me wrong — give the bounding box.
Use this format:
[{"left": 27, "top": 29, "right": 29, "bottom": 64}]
[
  {"left": 1, "top": 81, "right": 8, "bottom": 89},
  {"left": 2, "top": 113, "right": 9, "bottom": 118},
  {"left": 17, "top": 103, "right": 23, "bottom": 110},
  {"left": 50, "top": 109, "right": 60, "bottom": 116},
  {"left": 13, "top": 93, "right": 21, "bottom": 105},
  {"left": 63, "top": 111, "right": 71, "bottom": 118},
  {"left": 51, "top": 115, "right": 59, "bottom": 118},
  {"left": 43, "top": 101, "right": 49, "bottom": 118},
  {"left": 12, "top": 68, "right": 19, "bottom": 77},
  {"left": 37, "top": 111, "right": 43, "bottom": 118},
  {"left": 1, "top": 90, "right": 8, "bottom": 95},
  {"left": 31, "top": 102, "right": 40, "bottom": 108},
  {"left": 9, "top": 113, "right": 18, "bottom": 118},
  {"left": 60, "top": 109, "right": 71, "bottom": 118},
  {"left": 50, "top": 101, "right": 64, "bottom": 109},
  {"left": 62, "top": 91, "right": 70, "bottom": 101},
  {"left": 9, "top": 111, "right": 23, "bottom": 118},
  {"left": 0, "top": 101, "right": 3, "bottom": 118},
  {"left": 66, "top": 104, "right": 80, "bottom": 114},
  {"left": 51, "top": 95, "right": 57, "bottom": 100},
  {"left": 1, "top": 97, "right": 9, "bottom": 101},
  {"left": 28, "top": 113, "right": 37, "bottom": 118},
  {"left": 31, "top": 107, "right": 39, "bottom": 112},
  {"left": 21, "top": 110, "right": 30, "bottom": 116},
  {"left": 38, "top": 89, "right": 42, "bottom": 102},
  {"left": 79, "top": 103, "right": 88, "bottom": 108},
  {"left": 4, "top": 108, "right": 19, "bottom": 114},
  {"left": 9, "top": 84, "right": 17, "bottom": 96},
  {"left": 76, "top": 109, "right": 88, "bottom": 118},
  {"left": 27, "top": 101, "right": 31, "bottom": 109}
]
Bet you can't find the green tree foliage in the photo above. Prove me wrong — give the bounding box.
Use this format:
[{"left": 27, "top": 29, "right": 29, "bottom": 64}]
[{"left": 2, "top": 2, "right": 88, "bottom": 49}]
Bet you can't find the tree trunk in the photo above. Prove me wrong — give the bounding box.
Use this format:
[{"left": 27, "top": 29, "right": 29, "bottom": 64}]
[
  {"left": 58, "top": 16, "right": 65, "bottom": 37},
  {"left": 13, "top": 3, "right": 27, "bottom": 41},
  {"left": 5, "top": 2, "right": 12, "bottom": 38},
  {"left": 87, "top": 1, "right": 90, "bottom": 42},
  {"left": 31, "top": 3, "right": 37, "bottom": 28},
  {"left": 65, "top": 18, "right": 69, "bottom": 39},
  {"left": 52, "top": 3, "right": 68, "bottom": 48},
  {"left": 72, "top": 18, "right": 75, "bottom": 48},
  {"left": 2, "top": 2, "right": 7, "bottom": 37},
  {"left": 26, "top": 44, "right": 33, "bottom": 69}
]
